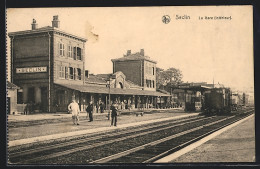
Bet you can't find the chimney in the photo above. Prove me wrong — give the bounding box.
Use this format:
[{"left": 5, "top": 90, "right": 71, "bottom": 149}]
[
  {"left": 140, "top": 49, "right": 144, "bottom": 56},
  {"left": 126, "top": 50, "right": 131, "bottom": 56},
  {"left": 52, "top": 15, "right": 60, "bottom": 28},
  {"left": 31, "top": 19, "right": 38, "bottom": 30}
]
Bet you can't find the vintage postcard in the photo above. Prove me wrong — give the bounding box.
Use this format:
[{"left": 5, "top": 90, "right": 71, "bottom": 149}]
[{"left": 6, "top": 6, "right": 255, "bottom": 165}]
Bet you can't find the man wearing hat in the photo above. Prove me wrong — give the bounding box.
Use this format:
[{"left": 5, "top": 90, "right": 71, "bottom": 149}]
[
  {"left": 68, "top": 99, "right": 80, "bottom": 125},
  {"left": 110, "top": 102, "right": 118, "bottom": 127},
  {"left": 86, "top": 101, "right": 94, "bottom": 122}
]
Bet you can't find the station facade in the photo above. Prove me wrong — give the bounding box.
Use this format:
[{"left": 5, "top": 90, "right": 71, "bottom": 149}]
[{"left": 8, "top": 16, "right": 170, "bottom": 113}]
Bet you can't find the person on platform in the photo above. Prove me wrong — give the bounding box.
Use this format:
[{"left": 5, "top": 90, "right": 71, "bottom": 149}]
[
  {"left": 86, "top": 101, "right": 94, "bottom": 122},
  {"left": 100, "top": 102, "right": 104, "bottom": 113},
  {"left": 110, "top": 102, "right": 118, "bottom": 127},
  {"left": 68, "top": 99, "right": 80, "bottom": 125}
]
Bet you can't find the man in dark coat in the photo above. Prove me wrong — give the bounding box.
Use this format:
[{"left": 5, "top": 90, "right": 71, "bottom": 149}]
[
  {"left": 86, "top": 101, "right": 93, "bottom": 122},
  {"left": 110, "top": 103, "right": 118, "bottom": 127}
]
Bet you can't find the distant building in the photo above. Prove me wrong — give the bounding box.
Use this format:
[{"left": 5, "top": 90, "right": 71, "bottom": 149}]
[{"left": 111, "top": 49, "right": 157, "bottom": 91}]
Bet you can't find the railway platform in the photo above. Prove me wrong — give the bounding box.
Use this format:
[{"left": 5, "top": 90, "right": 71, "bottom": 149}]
[
  {"left": 8, "top": 109, "right": 199, "bottom": 147},
  {"left": 156, "top": 114, "right": 255, "bottom": 163},
  {"left": 8, "top": 108, "right": 185, "bottom": 123}
]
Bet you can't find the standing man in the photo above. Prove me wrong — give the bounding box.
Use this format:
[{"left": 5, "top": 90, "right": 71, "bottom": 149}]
[
  {"left": 110, "top": 102, "right": 118, "bottom": 127},
  {"left": 68, "top": 99, "right": 80, "bottom": 125},
  {"left": 86, "top": 101, "right": 93, "bottom": 122}
]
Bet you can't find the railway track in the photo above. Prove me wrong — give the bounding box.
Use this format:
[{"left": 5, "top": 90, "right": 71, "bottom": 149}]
[{"left": 8, "top": 109, "right": 254, "bottom": 164}]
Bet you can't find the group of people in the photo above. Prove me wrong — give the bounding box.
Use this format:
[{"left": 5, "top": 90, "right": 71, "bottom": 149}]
[{"left": 67, "top": 99, "right": 118, "bottom": 126}]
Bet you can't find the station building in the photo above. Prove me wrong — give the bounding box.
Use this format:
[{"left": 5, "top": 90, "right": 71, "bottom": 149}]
[
  {"left": 112, "top": 49, "right": 156, "bottom": 91},
  {"left": 8, "top": 16, "right": 170, "bottom": 113}
]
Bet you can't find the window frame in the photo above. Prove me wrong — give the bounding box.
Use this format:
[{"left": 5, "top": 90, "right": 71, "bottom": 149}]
[
  {"left": 77, "top": 68, "right": 82, "bottom": 80},
  {"left": 69, "top": 67, "right": 74, "bottom": 80},
  {"left": 68, "top": 45, "right": 73, "bottom": 58},
  {"left": 59, "top": 65, "right": 65, "bottom": 79},
  {"left": 59, "top": 42, "right": 65, "bottom": 57},
  {"left": 77, "top": 47, "right": 82, "bottom": 60}
]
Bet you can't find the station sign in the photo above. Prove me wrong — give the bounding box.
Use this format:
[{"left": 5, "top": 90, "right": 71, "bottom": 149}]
[{"left": 16, "top": 66, "right": 47, "bottom": 73}]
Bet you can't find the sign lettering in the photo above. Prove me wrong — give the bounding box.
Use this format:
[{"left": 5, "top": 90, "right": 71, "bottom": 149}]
[{"left": 16, "top": 67, "right": 47, "bottom": 73}]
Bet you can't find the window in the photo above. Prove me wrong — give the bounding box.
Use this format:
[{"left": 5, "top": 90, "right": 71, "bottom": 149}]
[
  {"left": 77, "top": 68, "right": 81, "bottom": 80},
  {"left": 73, "top": 47, "right": 77, "bottom": 60},
  {"left": 65, "top": 66, "right": 68, "bottom": 79},
  {"left": 57, "top": 90, "right": 65, "bottom": 105},
  {"left": 59, "top": 66, "right": 65, "bottom": 78},
  {"left": 146, "top": 79, "right": 152, "bottom": 88},
  {"left": 85, "top": 70, "right": 89, "bottom": 78},
  {"left": 17, "top": 91, "right": 23, "bottom": 104},
  {"left": 69, "top": 67, "right": 74, "bottom": 79},
  {"left": 152, "top": 67, "right": 155, "bottom": 75},
  {"left": 119, "top": 82, "right": 123, "bottom": 89},
  {"left": 59, "top": 43, "right": 65, "bottom": 56},
  {"left": 74, "top": 68, "right": 76, "bottom": 80},
  {"left": 68, "top": 45, "right": 73, "bottom": 58},
  {"left": 152, "top": 80, "right": 155, "bottom": 88},
  {"left": 77, "top": 47, "right": 82, "bottom": 60}
]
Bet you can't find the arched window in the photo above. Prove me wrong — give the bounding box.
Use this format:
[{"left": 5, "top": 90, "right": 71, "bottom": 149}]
[{"left": 119, "top": 82, "right": 123, "bottom": 89}]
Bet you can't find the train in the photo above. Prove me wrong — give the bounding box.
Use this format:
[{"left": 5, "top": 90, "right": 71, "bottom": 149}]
[
  {"left": 202, "top": 88, "right": 249, "bottom": 115},
  {"left": 202, "top": 88, "right": 232, "bottom": 115}
]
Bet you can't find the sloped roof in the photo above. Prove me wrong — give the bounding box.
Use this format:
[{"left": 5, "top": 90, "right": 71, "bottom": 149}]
[
  {"left": 7, "top": 81, "right": 20, "bottom": 89},
  {"left": 96, "top": 74, "right": 112, "bottom": 80},
  {"left": 85, "top": 74, "right": 107, "bottom": 84},
  {"left": 55, "top": 83, "right": 170, "bottom": 97},
  {"left": 96, "top": 73, "right": 142, "bottom": 89},
  {"left": 8, "top": 26, "right": 87, "bottom": 42},
  {"left": 126, "top": 80, "right": 141, "bottom": 88},
  {"left": 111, "top": 53, "right": 157, "bottom": 63},
  {"left": 157, "top": 89, "right": 171, "bottom": 95}
]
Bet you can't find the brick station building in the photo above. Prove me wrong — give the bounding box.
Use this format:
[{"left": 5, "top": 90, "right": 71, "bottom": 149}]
[{"left": 8, "top": 16, "right": 170, "bottom": 113}]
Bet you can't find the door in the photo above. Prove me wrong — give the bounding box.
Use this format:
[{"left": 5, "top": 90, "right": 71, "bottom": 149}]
[
  {"left": 41, "top": 87, "right": 48, "bottom": 112},
  {"left": 28, "top": 87, "right": 35, "bottom": 103}
]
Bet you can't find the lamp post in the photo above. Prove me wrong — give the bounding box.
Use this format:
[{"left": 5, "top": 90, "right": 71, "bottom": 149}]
[
  {"left": 108, "top": 79, "right": 111, "bottom": 120},
  {"left": 106, "top": 74, "right": 114, "bottom": 120}
]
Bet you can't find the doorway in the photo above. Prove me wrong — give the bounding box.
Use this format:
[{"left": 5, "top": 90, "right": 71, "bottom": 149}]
[
  {"left": 41, "top": 87, "right": 48, "bottom": 112},
  {"left": 28, "top": 87, "right": 35, "bottom": 103}
]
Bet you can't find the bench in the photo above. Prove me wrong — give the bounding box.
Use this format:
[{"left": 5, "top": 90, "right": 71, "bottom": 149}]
[{"left": 135, "top": 111, "right": 144, "bottom": 116}]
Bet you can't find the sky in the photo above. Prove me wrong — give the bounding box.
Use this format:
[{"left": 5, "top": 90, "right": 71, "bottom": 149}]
[{"left": 6, "top": 6, "right": 254, "bottom": 92}]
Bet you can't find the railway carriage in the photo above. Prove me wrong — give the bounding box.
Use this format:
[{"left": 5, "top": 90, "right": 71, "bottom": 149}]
[{"left": 203, "top": 88, "right": 231, "bottom": 115}]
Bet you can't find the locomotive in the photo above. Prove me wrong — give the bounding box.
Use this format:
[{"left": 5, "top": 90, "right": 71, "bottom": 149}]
[{"left": 202, "top": 88, "right": 232, "bottom": 115}]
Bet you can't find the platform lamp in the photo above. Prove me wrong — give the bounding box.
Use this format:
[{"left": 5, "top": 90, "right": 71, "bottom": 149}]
[{"left": 106, "top": 74, "right": 115, "bottom": 120}]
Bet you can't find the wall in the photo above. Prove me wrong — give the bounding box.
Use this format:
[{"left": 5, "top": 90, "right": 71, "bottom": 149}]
[
  {"left": 12, "top": 34, "right": 49, "bottom": 86},
  {"left": 7, "top": 88, "right": 18, "bottom": 113},
  {"left": 114, "top": 60, "right": 141, "bottom": 86},
  {"left": 143, "top": 60, "right": 156, "bottom": 91},
  {"left": 53, "top": 33, "right": 85, "bottom": 86},
  {"left": 13, "top": 34, "right": 49, "bottom": 58}
]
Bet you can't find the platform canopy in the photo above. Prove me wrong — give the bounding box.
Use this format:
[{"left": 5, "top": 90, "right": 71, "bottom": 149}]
[
  {"left": 177, "top": 83, "right": 214, "bottom": 91},
  {"left": 55, "top": 83, "right": 171, "bottom": 97}
]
